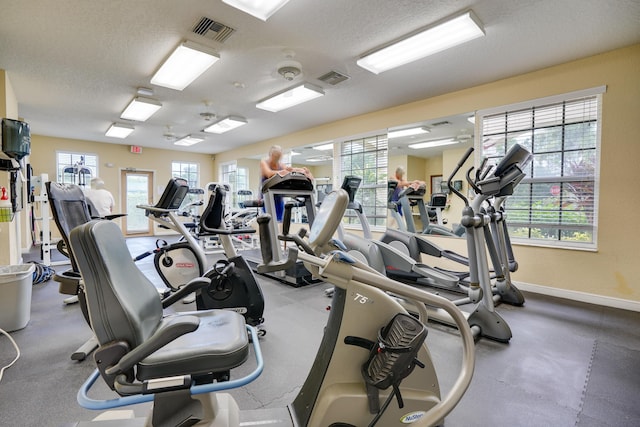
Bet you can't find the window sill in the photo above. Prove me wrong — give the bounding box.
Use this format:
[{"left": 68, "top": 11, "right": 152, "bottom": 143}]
[{"left": 511, "top": 238, "right": 597, "bottom": 252}]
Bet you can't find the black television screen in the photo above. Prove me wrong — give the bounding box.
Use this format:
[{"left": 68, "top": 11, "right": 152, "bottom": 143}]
[{"left": 1, "top": 118, "right": 31, "bottom": 160}]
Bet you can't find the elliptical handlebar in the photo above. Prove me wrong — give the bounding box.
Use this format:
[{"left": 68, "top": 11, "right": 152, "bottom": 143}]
[
  {"left": 447, "top": 147, "right": 473, "bottom": 206},
  {"left": 476, "top": 157, "right": 488, "bottom": 182},
  {"left": 466, "top": 166, "right": 482, "bottom": 195}
]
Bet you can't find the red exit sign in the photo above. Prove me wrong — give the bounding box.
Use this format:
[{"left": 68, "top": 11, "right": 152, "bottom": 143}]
[{"left": 130, "top": 145, "right": 142, "bottom": 154}]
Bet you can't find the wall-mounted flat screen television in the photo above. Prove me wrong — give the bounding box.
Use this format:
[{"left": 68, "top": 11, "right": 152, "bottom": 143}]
[{"left": 1, "top": 118, "right": 31, "bottom": 160}]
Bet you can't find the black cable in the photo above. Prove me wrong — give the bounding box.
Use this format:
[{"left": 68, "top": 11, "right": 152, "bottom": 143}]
[{"left": 368, "top": 388, "right": 396, "bottom": 427}]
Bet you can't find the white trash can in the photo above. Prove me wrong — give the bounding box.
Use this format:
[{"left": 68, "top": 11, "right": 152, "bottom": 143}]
[{"left": 0, "top": 264, "right": 35, "bottom": 332}]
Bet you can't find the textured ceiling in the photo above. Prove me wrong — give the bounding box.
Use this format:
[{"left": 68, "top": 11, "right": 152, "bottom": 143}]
[{"left": 0, "top": 0, "right": 638, "bottom": 161}]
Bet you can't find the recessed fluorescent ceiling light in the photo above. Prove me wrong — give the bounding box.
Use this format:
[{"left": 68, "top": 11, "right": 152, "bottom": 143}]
[
  {"left": 151, "top": 41, "right": 220, "bottom": 91},
  {"left": 290, "top": 151, "right": 301, "bottom": 156},
  {"left": 409, "top": 138, "right": 458, "bottom": 149},
  {"left": 307, "top": 155, "right": 333, "bottom": 162},
  {"left": 120, "top": 97, "right": 162, "bottom": 122},
  {"left": 256, "top": 82, "right": 324, "bottom": 112},
  {"left": 312, "top": 142, "right": 334, "bottom": 151},
  {"left": 222, "top": 0, "right": 290, "bottom": 21},
  {"left": 203, "top": 116, "right": 247, "bottom": 134},
  {"left": 174, "top": 135, "right": 205, "bottom": 146},
  {"left": 357, "top": 10, "right": 485, "bottom": 74},
  {"left": 105, "top": 123, "right": 134, "bottom": 138},
  {"left": 388, "top": 127, "right": 430, "bottom": 138}
]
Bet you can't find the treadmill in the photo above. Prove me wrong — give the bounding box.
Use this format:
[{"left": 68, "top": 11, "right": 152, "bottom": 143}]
[{"left": 245, "top": 170, "right": 318, "bottom": 286}]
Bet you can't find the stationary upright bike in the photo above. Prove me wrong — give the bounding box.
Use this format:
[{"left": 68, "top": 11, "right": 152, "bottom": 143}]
[{"left": 137, "top": 178, "right": 265, "bottom": 333}]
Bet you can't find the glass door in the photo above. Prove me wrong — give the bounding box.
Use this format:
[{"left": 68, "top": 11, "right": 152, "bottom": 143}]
[{"left": 121, "top": 170, "right": 153, "bottom": 236}]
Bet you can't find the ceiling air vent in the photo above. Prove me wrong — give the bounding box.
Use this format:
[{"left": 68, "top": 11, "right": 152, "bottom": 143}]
[
  {"left": 192, "top": 17, "right": 235, "bottom": 43},
  {"left": 430, "top": 120, "right": 452, "bottom": 127},
  {"left": 318, "top": 70, "right": 350, "bottom": 86}
]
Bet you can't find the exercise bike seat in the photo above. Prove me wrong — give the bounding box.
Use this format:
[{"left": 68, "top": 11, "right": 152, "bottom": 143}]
[{"left": 70, "top": 219, "right": 250, "bottom": 380}]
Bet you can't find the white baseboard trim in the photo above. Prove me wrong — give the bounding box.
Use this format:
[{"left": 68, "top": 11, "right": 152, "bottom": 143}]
[{"left": 515, "top": 281, "right": 640, "bottom": 312}]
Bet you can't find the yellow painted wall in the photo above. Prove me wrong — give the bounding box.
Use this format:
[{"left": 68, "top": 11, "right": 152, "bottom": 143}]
[
  {"left": 215, "top": 44, "right": 640, "bottom": 303},
  {"left": 424, "top": 156, "right": 444, "bottom": 191},
  {"left": 29, "top": 135, "right": 215, "bottom": 239},
  {"left": 388, "top": 155, "right": 408, "bottom": 178},
  {"left": 1, "top": 70, "right": 18, "bottom": 119},
  {"left": 309, "top": 163, "right": 333, "bottom": 182},
  {"left": 407, "top": 156, "right": 426, "bottom": 183},
  {"left": 0, "top": 70, "right": 20, "bottom": 265}
]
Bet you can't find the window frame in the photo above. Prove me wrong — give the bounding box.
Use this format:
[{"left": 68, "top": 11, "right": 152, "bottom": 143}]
[
  {"left": 337, "top": 131, "right": 389, "bottom": 230},
  {"left": 171, "top": 161, "right": 199, "bottom": 189},
  {"left": 475, "top": 86, "right": 606, "bottom": 251},
  {"left": 219, "top": 161, "right": 250, "bottom": 209},
  {"left": 171, "top": 161, "right": 200, "bottom": 211},
  {"left": 56, "top": 151, "right": 98, "bottom": 188}
]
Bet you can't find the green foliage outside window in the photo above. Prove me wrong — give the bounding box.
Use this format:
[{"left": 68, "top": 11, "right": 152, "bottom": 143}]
[
  {"left": 341, "top": 134, "right": 388, "bottom": 227},
  {"left": 481, "top": 93, "right": 601, "bottom": 248}
]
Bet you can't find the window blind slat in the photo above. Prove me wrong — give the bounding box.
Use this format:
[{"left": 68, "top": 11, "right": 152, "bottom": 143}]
[
  {"left": 480, "top": 93, "right": 600, "bottom": 249},
  {"left": 340, "top": 134, "right": 388, "bottom": 227}
]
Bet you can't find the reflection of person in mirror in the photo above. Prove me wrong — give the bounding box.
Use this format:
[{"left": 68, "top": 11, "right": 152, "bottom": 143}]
[
  {"left": 391, "top": 166, "right": 425, "bottom": 217},
  {"left": 260, "top": 145, "right": 314, "bottom": 221}
]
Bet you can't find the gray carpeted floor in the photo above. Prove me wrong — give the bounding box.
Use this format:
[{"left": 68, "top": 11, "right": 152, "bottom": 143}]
[{"left": 1, "top": 239, "right": 639, "bottom": 426}]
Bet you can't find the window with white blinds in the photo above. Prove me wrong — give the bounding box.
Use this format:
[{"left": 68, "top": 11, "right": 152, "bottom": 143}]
[
  {"left": 477, "top": 87, "right": 604, "bottom": 250},
  {"left": 340, "top": 134, "right": 388, "bottom": 227}
]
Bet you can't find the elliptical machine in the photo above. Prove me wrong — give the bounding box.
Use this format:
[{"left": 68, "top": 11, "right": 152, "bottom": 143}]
[
  {"left": 339, "top": 144, "right": 530, "bottom": 342},
  {"left": 383, "top": 144, "right": 529, "bottom": 308},
  {"left": 394, "top": 183, "right": 465, "bottom": 237},
  {"left": 421, "top": 144, "right": 531, "bottom": 341}
]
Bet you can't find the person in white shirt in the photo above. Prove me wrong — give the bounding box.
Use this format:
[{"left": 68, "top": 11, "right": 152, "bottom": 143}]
[{"left": 84, "top": 177, "right": 115, "bottom": 217}]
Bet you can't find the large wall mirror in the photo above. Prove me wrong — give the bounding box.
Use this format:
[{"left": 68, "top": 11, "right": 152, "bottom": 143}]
[
  {"left": 231, "top": 111, "right": 475, "bottom": 231},
  {"left": 385, "top": 112, "right": 475, "bottom": 232}
]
